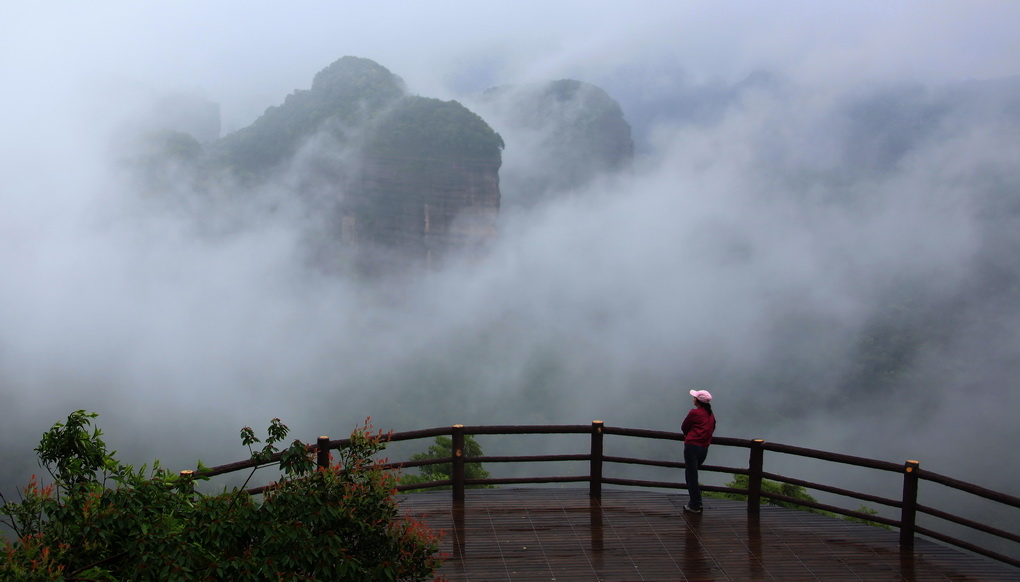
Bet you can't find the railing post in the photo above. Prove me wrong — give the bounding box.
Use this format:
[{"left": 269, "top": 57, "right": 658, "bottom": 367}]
[
  {"left": 590, "top": 420, "right": 604, "bottom": 501},
  {"left": 316, "top": 436, "right": 330, "bottom": 470},
  {"left": 748, "top": 439, "right": 765, "bottom": 516},
  {"left": 452, "top": 425, "right": 465, "bottom": 502},
  {"left": 900, "top": 459, "right": 920, "bottom": 549}
]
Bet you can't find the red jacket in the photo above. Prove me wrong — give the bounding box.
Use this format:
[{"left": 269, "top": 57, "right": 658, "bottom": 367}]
[{"left": 681, "top": 407, "right": 716, "bottom": 447}]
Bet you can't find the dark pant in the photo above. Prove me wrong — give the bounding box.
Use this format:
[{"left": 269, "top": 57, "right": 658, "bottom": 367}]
[{"left": 684, "top": 443, "right": 710, "bottom": 509}]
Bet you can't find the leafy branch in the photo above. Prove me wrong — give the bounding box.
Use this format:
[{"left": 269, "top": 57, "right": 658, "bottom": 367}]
[{"left": 2, "top": 411, "right": 442, "bottom": 580}]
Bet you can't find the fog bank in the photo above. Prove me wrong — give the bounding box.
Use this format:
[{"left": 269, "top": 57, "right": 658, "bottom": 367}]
[{"left": 2, "top": 2, "right": 1018, "bottom": 504}]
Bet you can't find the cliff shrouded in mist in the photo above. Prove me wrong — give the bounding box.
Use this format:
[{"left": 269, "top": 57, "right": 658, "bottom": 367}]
[
  {"left": 475, "top": 79, "right": 634, "bottom": 209},
  {"left": 124, "top": 62, "right": 1020, "bottom": 419},
  {"left": 133, "top": 57, "right": 638, "bottom": 271},
  {"left": 212, "top": 56, "right": 408, "bottom": 180},
  {"left": 355, "top": 97, "right": 504, "bottom": 269},
  {"left": 220, "top": 56, "right": 505, "bottom": 270},
  {"left": 137, "top": 56, "right": 506, "bottom": 270}
]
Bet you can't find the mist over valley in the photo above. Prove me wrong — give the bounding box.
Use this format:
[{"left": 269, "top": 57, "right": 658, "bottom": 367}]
[{"left": 2, "top": 2, "right": 1018, "bottom": 527}]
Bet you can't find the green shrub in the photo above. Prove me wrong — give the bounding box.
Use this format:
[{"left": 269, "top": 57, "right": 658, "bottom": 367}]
[
  {"left": 715, "top": 474, "right": 889, "bottom": 529},
  {"left": 1, "top": 411, "right": 442, "bottom": 580}
]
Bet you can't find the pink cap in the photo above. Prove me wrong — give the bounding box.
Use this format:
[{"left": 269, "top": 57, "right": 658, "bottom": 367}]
[{"left": 690, "top": 389, "right": 713, "bottom": 403}]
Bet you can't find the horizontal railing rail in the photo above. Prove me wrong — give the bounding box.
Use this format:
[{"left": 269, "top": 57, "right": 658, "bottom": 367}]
[{"left": 191, "top": 421, "right": 1019, "bottom": 569}]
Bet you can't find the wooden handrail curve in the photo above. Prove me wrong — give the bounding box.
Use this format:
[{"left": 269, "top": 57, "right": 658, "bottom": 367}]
[{"left": 191, "top": 422, "right": 1020, "bottom": 569}]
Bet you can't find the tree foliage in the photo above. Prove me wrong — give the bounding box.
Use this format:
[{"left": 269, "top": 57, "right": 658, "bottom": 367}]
[
  {"left": 1, "top": 411, "right": 442, "bottom": 580},
  {"left": 366, "top": 97, "right": 504, "bottom": 160},
  {"left": 211, "top": 56, "right": 410, "bottom": 179},
  {"left": 400, "top": 435, "right": 493, "bottom": 490}
]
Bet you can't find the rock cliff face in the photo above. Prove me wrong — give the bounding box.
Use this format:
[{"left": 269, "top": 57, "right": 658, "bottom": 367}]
[
  {"left": 212, "top": 57, "right": 504, "bottom": 270},
  {"left": 347, "top": 154, "right": 500, "bottom": 268}
]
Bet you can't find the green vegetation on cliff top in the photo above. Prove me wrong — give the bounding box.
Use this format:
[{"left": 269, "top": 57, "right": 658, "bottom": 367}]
[
  {"left": 213, "top": 56, "right": 502, "bottom": 180},
  {"left": 367, "top": 96, "right": 504, "bottom": 159}
]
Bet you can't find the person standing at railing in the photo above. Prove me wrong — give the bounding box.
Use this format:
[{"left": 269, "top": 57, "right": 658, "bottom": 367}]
[{"left": 681, "top": 389, "right": 716, "bottom": 513}]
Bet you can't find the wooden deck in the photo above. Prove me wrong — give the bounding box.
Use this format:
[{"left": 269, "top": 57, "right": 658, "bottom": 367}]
[{"left": 398, "top": 488, "right": 1019, "bottom": 581}]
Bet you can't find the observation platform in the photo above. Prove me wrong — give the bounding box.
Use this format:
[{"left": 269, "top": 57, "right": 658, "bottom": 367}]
[{"left": 398, "top": 488, "right": 1019, "bottom": 581}]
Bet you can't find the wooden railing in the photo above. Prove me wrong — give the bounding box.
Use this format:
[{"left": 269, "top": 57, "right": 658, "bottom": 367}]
[{"left": 194, "top": 422, "right": 1020, "bottom": 569}]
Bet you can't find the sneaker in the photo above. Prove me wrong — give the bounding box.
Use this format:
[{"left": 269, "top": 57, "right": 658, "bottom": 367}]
[{"left": 683, "top": 504, "right": 702, "bottom": 513}]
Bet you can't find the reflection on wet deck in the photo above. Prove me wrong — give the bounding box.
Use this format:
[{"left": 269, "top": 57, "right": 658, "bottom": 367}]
[{"left": 398, "top": 488, "right": 1019, "bottom": 581}]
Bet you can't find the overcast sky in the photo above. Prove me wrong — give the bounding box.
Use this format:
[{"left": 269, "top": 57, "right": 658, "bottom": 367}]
[
  {"left": 2, "top": 2, "right": 1019, "bottom": 508},
  {"left": 5, "top": 1, "right": 1019, "bottom": 127}
]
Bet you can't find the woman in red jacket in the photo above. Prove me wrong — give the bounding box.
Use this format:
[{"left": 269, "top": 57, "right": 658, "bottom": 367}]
[{"left": 681, "top": 389, "right": 716, "bottom": 513}]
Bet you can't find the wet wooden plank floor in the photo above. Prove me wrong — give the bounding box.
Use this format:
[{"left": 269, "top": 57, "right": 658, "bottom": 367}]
[{"left": 397, "top": 488, "right": 1019, "bottom": 581}]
